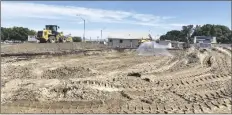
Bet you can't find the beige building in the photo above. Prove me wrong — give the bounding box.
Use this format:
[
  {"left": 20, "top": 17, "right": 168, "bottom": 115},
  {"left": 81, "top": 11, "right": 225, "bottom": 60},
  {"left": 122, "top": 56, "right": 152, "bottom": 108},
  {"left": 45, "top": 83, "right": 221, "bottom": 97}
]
[
  {"left": 107, "top": 33, "right": 151, "bottom": 48},
  {"left": 108, "top": 38, "right": 141, "bottom": 48}
]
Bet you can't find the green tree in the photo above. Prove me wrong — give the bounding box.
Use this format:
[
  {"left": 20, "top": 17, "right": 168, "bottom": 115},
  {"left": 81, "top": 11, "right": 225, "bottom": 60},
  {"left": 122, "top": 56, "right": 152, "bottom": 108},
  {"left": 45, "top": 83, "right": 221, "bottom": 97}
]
[
  {"left": 159, "top": 30, "right": 186, "bottom": 42},
  {"left": 191, "top": 25, "right": 203, "bottom": 37},
  {"left": 181, "top": 25, "right": 194, "bottom": 44},
  {"left": 1, "top": 26, "right": 36, "bottom": 41},
  {"left": 229, "top": 31, "right": 232, "bottom": 43},
  {"left": 1, "top": 27, "right": 6, "bottom": 41},
  {"left": 166, "top": 30, "right": 184, "bottom": 41},
  {"left": 159, "top": 35, "right": 167, "bottom": 41},
  {"left": 160, "top": 24, "right": 231, "bottom": 44}
]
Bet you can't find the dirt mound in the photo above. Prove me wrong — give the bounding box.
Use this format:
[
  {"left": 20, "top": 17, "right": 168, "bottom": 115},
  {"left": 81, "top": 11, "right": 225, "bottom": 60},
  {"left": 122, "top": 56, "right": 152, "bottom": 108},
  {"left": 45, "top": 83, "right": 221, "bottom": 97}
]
[
  {"left": 1, "top": 66, "right": 36, "bottom": 79},
  {"left": 185, "top": 51, "right": 199, "bottom": 64},
  {"left": 42, "top": 66, "right": 99, "bottom": 79},
  {"left": 36, "top": 85, "right": 111, "bottom": 102},
  {"left": 2, "top": 79, "right": 122, "bottom": 104},
  {"left": 1, "top": 42, "right": 108, "bottom": 54},
  {"left": 185, "top": 47, "right": 213, "bottom": 67},
  {"left": 181, "top": 47, "right": 200, "bottom": 64}
]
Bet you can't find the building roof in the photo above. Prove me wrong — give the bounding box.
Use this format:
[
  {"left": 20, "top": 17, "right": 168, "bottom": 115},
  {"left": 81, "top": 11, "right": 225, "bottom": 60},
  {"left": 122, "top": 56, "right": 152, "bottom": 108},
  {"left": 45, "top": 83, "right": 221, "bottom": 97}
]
[
  {"left": 171, "top": 41, "right": 186, "bottom": 43},
  {"left": 159, "top": 40, "right": 185, "bottom": 44},
  {"left": 195, "top": 36, "right": 216, "bottom": 39},
  {"left": 108, "top": 37, "right": 142, "bottom": 40},
  {"left": 108, "top": 32, "right": 151, "bottom": 40}
]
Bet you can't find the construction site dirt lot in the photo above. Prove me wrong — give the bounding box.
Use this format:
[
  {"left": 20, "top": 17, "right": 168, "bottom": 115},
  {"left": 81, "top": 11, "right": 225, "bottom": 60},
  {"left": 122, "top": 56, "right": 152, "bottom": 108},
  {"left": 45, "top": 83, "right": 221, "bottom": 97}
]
[{"left": 1, "top": 43, "right": 232, "bottom": 114}]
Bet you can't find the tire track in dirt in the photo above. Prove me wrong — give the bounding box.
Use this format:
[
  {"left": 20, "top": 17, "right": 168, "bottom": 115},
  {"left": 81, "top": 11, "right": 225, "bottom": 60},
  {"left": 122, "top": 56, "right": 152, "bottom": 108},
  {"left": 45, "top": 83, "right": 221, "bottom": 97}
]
[
  {"left": 150, "top": 65, "right": 211, "bottom": 83},
  {"left": 86, "top": 73, "right": 231, "bottom": 95},
  {"left": 1, "top": 46, "right": 231, "bottom": 113},
  {"left": 149, "top": 74, "right": 231, "bottom": 91},
  {"left": 125, "top": 57, "right": 171, "bottom": 73},
  {"left": 2, "top": 97, "right": 230, "bottom": 114},
  {"left": 213, "top": 47, "right": 231, "bottom": 57},
  {"left": 210, "top": 49, "right": 231, "bottom": 74},
  {"left": 70, "top": 80, "right": 125, "bottom": 91}
]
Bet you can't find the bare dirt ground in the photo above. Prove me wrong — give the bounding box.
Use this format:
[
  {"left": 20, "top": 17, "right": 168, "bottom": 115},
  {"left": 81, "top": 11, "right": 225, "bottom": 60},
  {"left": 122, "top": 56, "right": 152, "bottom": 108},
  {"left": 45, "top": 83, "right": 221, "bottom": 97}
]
[{"left": 1, "top": 43, "right": 231, "bottom": 114}]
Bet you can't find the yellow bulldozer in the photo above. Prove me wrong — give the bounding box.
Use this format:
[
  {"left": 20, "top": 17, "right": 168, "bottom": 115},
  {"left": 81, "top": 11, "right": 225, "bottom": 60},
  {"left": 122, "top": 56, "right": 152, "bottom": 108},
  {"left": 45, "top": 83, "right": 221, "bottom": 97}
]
[{"left": 36, "top": 25, "right": 73, "bottom": 43}]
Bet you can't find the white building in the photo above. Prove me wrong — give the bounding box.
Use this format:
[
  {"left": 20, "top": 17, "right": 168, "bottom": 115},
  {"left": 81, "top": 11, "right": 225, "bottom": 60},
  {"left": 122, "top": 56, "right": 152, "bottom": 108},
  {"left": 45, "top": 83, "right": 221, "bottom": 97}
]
[
  {"left": 28, "top": 35, "right": 38, "bottom": 42},
  {"left": 193, "top": 36, "right": 217, "bottom": 49},
  {"left": 107, "top": 33, "right": 150, "bottom": 48},
  {"left": 158, "top": 40, "right": 172, "bottom": 48},
  {"left": 194, "top": 36, "right": 217, "bottom": 44},
  {"left": 158, "top": 40, "right": 186, "bottom": 49}
]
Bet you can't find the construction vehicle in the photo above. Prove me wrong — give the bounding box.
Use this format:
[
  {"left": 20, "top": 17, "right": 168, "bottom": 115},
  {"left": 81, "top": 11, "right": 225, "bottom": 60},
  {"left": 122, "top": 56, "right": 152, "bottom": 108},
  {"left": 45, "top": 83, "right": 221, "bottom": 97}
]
[
  {"left": 36, "top": 25, "right": 73, "bottom": 43},
  {"left": 138, "top": 34, "right": 153, "bottom": 46}
]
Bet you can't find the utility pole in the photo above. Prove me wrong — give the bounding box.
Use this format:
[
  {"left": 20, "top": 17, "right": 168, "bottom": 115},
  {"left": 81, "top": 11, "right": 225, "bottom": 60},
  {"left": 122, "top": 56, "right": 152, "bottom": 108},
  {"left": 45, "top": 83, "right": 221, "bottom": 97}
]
[
  {"left": 101, "top": 29, "right": 102, "bottom": 40},
  {"left": 83, "top": 19, "right": 85, "bottom": 42},
  {"left": 77, "top": 14, "right": 85, "bottom": 42},
  {"left": 101, "top": 27, "right": 106, "bottom": 40}
]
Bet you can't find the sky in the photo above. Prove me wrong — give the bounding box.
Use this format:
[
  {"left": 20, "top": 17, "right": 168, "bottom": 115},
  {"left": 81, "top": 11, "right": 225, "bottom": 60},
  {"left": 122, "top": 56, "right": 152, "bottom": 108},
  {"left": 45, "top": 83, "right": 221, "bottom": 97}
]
[{"left": 1, "top": 1, "right": 231, "bottom": 40}]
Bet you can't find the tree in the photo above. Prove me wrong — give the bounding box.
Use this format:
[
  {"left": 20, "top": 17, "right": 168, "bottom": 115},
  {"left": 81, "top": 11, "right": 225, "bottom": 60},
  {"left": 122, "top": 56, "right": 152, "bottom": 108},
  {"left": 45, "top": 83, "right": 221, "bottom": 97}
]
[
  {"left": 181, "top": 25, "right": 194, "bottom": 44},
  {"left": 72, "top": 36, "right": 82, "bottom": 42},
  {"left": 1, "top": 27, "right": 6, "bottom": 41},
  {"left": 1, "top": 26, "right": 36, "bottom": 41},
  {"left": 229, "top": 31, "right": 232, "bottom": 43},
  {"left": 166, "top": 30, "right": 184, "bottom": 41},
  {"left": 191, "top": 25, "right": 202, "bottom": 37},
  {"left": 159, "top": 30, "right": 185, "bottom": 42},
  {"left": 160, "top": 24, "right": 231, "bottom": 44},
  {"left": 159, "top": 35, "right": 167, "bottom": 41},
  {"left": 216, "top": 25, "right": 231, "bottom": 43}
]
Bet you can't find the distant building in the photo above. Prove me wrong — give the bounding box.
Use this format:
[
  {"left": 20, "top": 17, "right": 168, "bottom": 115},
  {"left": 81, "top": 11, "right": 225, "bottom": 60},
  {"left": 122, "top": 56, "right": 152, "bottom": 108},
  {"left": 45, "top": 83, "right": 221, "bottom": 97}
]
[
  {"left": 85, "top": 39, "right": 107, "bottom": 45},
  {"left": 158, "top": 40, "right": 172, "bottom": 48},
  {"left": 193, "top": 36, "right": 217, "bottom": 49},
  {"left": 107, "top": 33, "right": 150, "bottom": 48},
  {"left": 158, "top": 40, "right": 186, "bottom": 49},
  {"left": 28, "top": 35, "right": 38, "bottom": 42},
  {"left": 108, "top": 38, "right": 141, "bottom": 48},
  {"left": 193, "top": 36, "right": 217, "bottom": 44}
]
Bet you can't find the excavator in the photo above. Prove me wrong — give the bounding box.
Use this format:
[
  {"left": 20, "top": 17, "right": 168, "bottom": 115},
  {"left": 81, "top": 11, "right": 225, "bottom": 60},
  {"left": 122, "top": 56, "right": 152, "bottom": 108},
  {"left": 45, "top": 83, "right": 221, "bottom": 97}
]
[{"left": 36, "top": 25, "right": 73, "bottom": 43}]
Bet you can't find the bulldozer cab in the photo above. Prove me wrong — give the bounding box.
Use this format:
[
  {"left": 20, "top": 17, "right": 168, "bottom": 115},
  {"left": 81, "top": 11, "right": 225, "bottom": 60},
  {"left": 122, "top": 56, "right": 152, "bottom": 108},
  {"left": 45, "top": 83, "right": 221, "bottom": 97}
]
[
  {"left": 45, "top": 25, "right": 59, "bottom": 32},
  {"left": 45, "top": 25, "right": 60, "bottom": 36}
]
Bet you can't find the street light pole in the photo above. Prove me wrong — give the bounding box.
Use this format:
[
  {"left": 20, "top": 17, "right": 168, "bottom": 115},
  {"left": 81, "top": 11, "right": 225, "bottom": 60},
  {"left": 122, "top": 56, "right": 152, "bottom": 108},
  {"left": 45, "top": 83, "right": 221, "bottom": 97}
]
[
  {"left": 101, "top": 29, "right": 102, "bottom": 40},
  {"left": 77, "top": 14, "right": 85, "bottom": 42},
  {"left": 83, "top": 19, "right": 85, "bottom": 42},
  {"left": 101, "top": 27, "right": 106, "bottom": 41}
]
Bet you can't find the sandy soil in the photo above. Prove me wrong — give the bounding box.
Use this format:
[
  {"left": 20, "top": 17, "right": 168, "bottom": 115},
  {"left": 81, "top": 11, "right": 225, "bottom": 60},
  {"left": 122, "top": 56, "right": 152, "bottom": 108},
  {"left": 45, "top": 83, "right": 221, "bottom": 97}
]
[
  {"left": 1, "top": 43, "right": 108, "bottom": 53},
  {"left": 1, "top": 44, "right": 231, "bottom": 114}
]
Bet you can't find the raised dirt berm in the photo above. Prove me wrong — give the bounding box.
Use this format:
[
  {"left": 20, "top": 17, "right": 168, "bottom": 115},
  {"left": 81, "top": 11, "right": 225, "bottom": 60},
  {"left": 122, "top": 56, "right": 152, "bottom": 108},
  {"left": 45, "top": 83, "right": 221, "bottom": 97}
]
[
  {"left": 1, "top": 42, "right": 113, "bottom": 57},
  {"left": 1, "top": 42, "right": 109, "bottom": 54}
]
